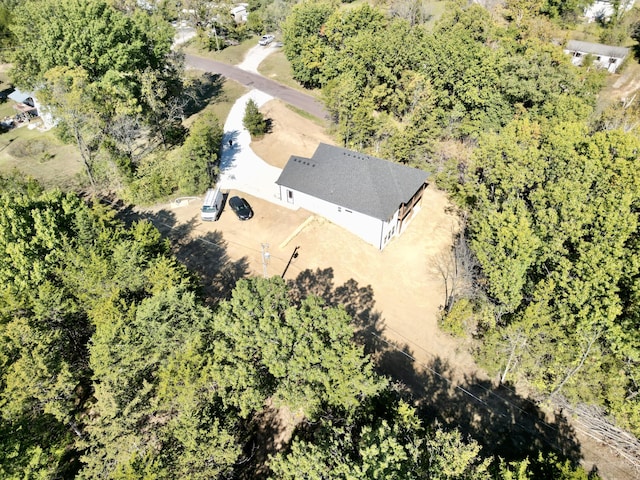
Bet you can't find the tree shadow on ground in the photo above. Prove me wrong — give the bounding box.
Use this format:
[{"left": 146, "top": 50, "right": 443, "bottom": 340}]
[
  {"left": 286, "top": 267, "right": 584, "bottom": 469},
  {"left": 237, "top": 403, "right": 294, "bottom": 480},
  {"left": 375, "top": 341, "right": 584, "bottom": 468},
  {"left": 183, "top": 72, "right": 225, "bottom": 118},
  {"left": 111, "top": 199, "right": 249, "bottom": 303}
]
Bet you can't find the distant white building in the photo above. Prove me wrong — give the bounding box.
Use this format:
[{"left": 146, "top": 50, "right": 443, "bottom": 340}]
[
  {"left": 230, "top": 4, "right": 248, "bottom": 23},
  {"left": 7, "top": 89, "right": 56, "bottom": 130},
  {"left": 564, "top": 40, "right": 630, "bottom": 73},
  {"left": 584, "top": 0, "right": 636, "bottom": 23}
]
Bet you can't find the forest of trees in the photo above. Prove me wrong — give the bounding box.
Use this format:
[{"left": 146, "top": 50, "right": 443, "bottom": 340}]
[
  {"left": 0, "top": 176, "right": 595, "bottom": 478},
  {"left": 280, "top": 0, "right": 640, "bottom": 468},
  {"left": 0, "top": 0, "right": 639, "bottom": 477}
]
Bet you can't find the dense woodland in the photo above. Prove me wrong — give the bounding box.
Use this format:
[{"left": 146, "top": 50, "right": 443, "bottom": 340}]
[
  {"left": 281, "top": 0, "right": 640, "bottom": 448},
  {"left": 0, "top": 0, "right": 639, "bottom": 477}
]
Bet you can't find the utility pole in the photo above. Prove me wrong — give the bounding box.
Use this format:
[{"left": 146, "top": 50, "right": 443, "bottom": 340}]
[
  {"left": 281, "top": 246, "right": 300, "bottom": 279},
  {"left": 261, "top": 243, "right": 270, "bottom": 278}
]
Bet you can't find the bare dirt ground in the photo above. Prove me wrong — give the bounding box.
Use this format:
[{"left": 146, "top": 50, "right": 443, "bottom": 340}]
[
  {"left": 138, "top": 100, "right": 636, "bottom": 480},
  {"left": 251, "top": 100, "right": 334, "bottom": 168}
]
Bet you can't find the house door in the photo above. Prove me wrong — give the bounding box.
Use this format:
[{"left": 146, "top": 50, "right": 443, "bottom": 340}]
[{"left": 286, "top": 190, "right": 294, "bottom": 204}]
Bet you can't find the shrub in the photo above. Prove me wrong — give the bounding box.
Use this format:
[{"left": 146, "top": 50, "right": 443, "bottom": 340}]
[{"left": 243, "top": 99, "right": 267, "bottom": 137}]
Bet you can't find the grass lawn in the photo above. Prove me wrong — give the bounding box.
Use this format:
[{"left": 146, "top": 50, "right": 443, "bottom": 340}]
[
  {"left": 0, "top": 65, "right": 84, "bottom": 189},
  {"left": 0, "top": 125, "right": 84, "bottom": 189},
  {"left": 181, "top": 36, "right": 257, "bottom": 65},
  {"left": 182, "top": 71, "right": 248, "bottom": 127},
  {"left": 258, "top": 49, "right": 323, "bottom": 99},
  {"left": 206, "top": 78, "right": 247, "bottom": 123}
]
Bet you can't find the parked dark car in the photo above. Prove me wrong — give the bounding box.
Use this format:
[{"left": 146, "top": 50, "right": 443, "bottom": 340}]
[{"left": 229, "top": 196, "right": 253, "bottom": 220}]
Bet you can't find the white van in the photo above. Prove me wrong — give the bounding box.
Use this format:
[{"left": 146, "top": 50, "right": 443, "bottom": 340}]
[{"left": 201, "top": 187, "right": 223, "bottom": 221}]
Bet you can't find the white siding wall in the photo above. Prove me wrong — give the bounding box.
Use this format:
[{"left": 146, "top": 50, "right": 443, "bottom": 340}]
[
  {"left": 380, "top": 211, "right": 399, "bottom": 249},
  {"left": 280, "top": 186, "right": 392, "bottom": 249},
  {"left": 564, "top": 49, "right": 625, "bottom": 73}
]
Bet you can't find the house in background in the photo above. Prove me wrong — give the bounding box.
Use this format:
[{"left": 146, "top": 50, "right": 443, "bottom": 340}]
[
  {"left": 564, "top": 40, "right": 629, "bottom": 73},
  {"left": 276, "top": 143, "right": 429, "bottom": 250},
  {"left": 584, "top": 0, "right": 636, "bottom": 23},
  {"left": 7, "top": 89, "right": 55, "bottom": 129},
  {"left": 230, "top": 4, "right": 248, "bottom": 23}
]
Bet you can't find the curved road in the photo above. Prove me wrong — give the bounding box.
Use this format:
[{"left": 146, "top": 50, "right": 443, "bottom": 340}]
[{"left": 185, "top": 53, "right": 328, "bottom": 120}]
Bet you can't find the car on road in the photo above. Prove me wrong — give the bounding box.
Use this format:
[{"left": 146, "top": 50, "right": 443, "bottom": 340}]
[
  {"left": 229, "top": 196, "right": 253, "bottom": 220},
  {"left": 258, "top": 34, "right": 275, "bottom": 46}
]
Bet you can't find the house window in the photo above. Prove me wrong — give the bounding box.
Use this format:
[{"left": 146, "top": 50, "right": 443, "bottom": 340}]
[
  {"left": 338, "top": 206, "right": 342, "bottom": 212},
  {"left": 345, "top": 209, "right": 352, "bottom": 213},
  {"left": 609, "top": 58, "right": 617, "bottom": 64},
  {"left": 286, "top": 190, "right": 294, "bottom": 204}
]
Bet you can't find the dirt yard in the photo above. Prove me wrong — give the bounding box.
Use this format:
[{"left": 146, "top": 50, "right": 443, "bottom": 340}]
[
  {"left": 159, "top": 99, "right": 473, "bottom": 376},
  {"left": 250, "top": 101, "right": 335, "bottom": 168},
  {"left": 143, "top": 99, "right": 633, "bottom": 479}
]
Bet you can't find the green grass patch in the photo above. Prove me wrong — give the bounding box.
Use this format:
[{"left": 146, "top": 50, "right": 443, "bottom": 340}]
[
  {"left": 205, "top": 78, "right": 247, "bottom": 124},
  {"left": 423, "top": 0, "right": 447, "bottom": 29},
  {"left": 182, "top": 72, "right": 247, "bottom": 127},
  {"left": 0, "top": 99, "right": 15, "bottom": 120},
  {"left": 181, "top": 36, "right": 257, "bottom": 65},
  {"left": 285, "top": 103, "right": 328, "bottom": 127},
  {"left": 0, "top": 126, "right": 83, "bottom": 189},
  {"left": 258, "top": 50, "right": 322, "bottom": 100}
]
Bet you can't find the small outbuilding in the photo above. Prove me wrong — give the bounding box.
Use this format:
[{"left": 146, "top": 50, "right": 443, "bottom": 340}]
[
  {"left": 7, "top": 89, "right": 55, "bottom": 129},
  {"left": 276, "top": 143, "right": 429, "bottom": 250},
  {"left": 230, "top": 5, "right": 248, "bottom": 23},
  {"left": 564, "top": 40, "right": 629, "bottom": 73},
  {"left": 8, "top": 89, "right": 38, "bottom": 122}
]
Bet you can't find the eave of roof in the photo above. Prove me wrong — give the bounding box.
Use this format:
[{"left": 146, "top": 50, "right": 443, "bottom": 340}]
[
  {"left": 8, "top": 89, "right": 33, "bottom": 104},
  {"left": 565, "top": 40, "right": 629, "bottom": 59}
]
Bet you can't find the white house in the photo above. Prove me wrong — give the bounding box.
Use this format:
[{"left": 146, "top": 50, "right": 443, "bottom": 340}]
[
  {"left": 230, "top": 5, "right": 248, "bottom": 23},
  {"left": 276, "top": 143, "right": 429, "bottom": 250},
  {"left": 584, "top": 0, "right": 636, "bottom": 23},
  {"left": 564, "top": 40, "right": 630, "bottom": 73},
  {"left": 7, "top": 89, "right": 56, "bottom": 129}
]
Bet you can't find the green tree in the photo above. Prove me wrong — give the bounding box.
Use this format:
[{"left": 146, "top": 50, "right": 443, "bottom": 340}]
[
  {"left": 270, "top": 401, "right": 491, "bottom": 479},
  {"left": 11, "top": 0, "right": 174, "bottom": 98},
  {"left": 10, "top": 0, "right": 182, "bottom": 187},
  {"left": 466, "top": 119, "right": 640, "bottom": 434},
  {"left": 282, "top": 1, "right": 335, "bottom": 88},
  {"left": 243, "top": 98, "right": 268, "bottom": 137},
  {"left": 81, "top": 287, "right": 241, "bottom": 479},
  {"left": 210, "top": 277, "right": 386, "bottom": 419},
  {"left": 180, "top": 111, "right": 224, "bottom": 194},
  {"left": 40, "top": 67, "right": 104, "bottom": 187}
]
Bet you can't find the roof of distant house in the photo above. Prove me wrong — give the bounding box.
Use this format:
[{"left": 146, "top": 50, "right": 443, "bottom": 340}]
[
  {"left": 8, "top": 89, "right": 33, "bottom": 104},
  {"left": 565, "top": 40, "right": 629, "bottom": 59},
  {"left": 276, "top": 143, "right": 430, "bottom": 221}
]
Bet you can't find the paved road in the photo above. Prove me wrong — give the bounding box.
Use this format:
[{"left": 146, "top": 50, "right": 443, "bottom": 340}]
[{"left": 185, "top": 53, "right": 328, "bottom": 120}]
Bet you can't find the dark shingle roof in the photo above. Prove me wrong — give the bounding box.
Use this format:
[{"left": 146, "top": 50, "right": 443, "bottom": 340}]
[
  {"left": 276, "top": 143, "right": 429, "bottom": 221},
  {"left": 565, "top": 40, "right": 629, "bottom": 59}
]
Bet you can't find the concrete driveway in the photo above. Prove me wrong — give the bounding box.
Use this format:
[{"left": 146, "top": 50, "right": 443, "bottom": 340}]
[{"left": 218, "top": 90, "right": 288, "bottom": 205}]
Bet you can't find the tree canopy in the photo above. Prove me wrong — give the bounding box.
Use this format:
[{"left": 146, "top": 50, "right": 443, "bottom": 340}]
[
  {"left": 467, "top": 118, "right": 640, "bottom": 435},
  {"left": 10, "top": 0, "right": 185, "bottom": 189},
  {"left": 281, "top": 2, "right": 603, "bottom": 161}
]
